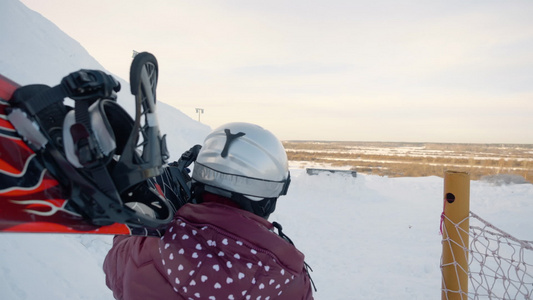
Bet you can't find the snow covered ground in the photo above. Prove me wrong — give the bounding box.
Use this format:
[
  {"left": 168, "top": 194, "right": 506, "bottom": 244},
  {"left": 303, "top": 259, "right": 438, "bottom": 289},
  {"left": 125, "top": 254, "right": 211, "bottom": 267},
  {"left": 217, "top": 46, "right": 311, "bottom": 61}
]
[
  {"left": 1, "top": 172, "right": 532, "bottom": 299},
  {"left": 1, "top": 1, "right": 532, "bottom": 299}
]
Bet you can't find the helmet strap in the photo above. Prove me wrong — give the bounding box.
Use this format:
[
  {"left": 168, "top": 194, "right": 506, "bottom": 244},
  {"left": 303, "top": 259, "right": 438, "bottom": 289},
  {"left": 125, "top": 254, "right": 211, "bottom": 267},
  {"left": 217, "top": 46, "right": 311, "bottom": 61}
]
[
  {"left": 192, "top": 182, "right": 277, "bottom": 219},
  {"left": 230, "top": 193, "right": 277, "bottom": 220}
]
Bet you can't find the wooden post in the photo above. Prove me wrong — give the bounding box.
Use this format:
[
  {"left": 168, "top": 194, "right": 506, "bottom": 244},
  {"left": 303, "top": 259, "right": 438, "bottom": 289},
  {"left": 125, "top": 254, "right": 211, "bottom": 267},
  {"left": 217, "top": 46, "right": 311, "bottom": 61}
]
[{"left": 441, "top": 171, "right": 470, "bottom": 300}]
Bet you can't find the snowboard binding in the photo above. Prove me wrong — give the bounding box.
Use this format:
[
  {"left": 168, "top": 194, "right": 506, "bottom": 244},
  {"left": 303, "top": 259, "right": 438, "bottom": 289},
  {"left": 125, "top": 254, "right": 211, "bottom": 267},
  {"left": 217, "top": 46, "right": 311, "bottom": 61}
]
[{"left": 6, "top": 52, "right": 174, "bottom": 229}]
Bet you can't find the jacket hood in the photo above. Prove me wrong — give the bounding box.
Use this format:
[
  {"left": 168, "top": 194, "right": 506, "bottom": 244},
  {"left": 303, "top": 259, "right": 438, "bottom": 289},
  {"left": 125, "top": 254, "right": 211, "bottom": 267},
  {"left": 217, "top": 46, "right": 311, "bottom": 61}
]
[{"left": 159, "top": 202, "right": 307, "bottom": 299}]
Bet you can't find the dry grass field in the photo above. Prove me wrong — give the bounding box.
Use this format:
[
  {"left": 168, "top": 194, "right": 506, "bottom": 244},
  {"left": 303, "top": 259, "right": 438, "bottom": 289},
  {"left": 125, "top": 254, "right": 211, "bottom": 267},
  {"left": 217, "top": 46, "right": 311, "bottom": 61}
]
[{"left": 283, "top": 141, "right": 533, "bottom": 183}]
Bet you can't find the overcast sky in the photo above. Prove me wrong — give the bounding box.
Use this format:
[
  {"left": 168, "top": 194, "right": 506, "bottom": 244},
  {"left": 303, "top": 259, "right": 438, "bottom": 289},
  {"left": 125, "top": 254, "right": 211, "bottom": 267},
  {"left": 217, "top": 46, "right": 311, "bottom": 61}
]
[{"left": 19, "top": 0, "right": 533, "bottom": 143}]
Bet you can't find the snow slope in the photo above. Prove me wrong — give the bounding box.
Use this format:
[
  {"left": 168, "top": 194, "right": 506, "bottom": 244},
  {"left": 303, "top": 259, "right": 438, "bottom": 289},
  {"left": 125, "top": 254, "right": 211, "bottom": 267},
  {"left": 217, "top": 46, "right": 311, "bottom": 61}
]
[
  {"left": 0, "top": 0, "right": 211, "bottom": 160},
  {"left": 1, "top": 1, "right": 532, "bottom": 299}
]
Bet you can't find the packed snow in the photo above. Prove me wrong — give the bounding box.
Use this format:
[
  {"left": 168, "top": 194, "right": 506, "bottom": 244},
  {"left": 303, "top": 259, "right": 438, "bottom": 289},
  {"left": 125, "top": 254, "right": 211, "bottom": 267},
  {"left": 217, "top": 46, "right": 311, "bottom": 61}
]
[{"left": 1, "top": 1, "right": 532, "bottom": 299}]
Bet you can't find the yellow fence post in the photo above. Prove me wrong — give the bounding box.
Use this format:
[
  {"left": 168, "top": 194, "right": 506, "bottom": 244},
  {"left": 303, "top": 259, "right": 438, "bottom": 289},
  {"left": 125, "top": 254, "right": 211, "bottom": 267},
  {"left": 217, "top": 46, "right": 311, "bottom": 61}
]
[{"left": 441, "top": 171, "right": 470, "bottom": 300}]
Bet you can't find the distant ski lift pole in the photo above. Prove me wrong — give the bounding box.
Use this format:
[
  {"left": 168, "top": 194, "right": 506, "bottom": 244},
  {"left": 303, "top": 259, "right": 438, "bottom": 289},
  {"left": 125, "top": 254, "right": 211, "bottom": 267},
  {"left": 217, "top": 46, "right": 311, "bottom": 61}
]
[{"left": 195, "top": 108, "right": 204, "bottom": 122}]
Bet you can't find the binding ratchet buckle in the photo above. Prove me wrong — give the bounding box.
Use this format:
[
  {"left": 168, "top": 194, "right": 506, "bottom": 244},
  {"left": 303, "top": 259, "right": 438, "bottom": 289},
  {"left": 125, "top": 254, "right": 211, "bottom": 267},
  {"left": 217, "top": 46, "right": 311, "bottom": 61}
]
[{"left": 61, "top": 69, "right": 121, "bottom": 101}]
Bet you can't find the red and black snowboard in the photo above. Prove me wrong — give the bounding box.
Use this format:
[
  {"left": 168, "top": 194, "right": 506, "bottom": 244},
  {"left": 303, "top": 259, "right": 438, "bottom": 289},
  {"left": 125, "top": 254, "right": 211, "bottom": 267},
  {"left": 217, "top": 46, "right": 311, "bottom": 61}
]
[{"left": 0, "top": 53, "right": 183, "bottom": 236}]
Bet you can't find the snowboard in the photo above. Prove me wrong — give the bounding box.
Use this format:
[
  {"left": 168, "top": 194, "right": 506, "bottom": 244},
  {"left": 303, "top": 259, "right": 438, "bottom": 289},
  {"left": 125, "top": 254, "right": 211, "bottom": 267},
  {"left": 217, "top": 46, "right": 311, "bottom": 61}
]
[{"left": 0, "top": 52, "right": 184, "bottom": 236}]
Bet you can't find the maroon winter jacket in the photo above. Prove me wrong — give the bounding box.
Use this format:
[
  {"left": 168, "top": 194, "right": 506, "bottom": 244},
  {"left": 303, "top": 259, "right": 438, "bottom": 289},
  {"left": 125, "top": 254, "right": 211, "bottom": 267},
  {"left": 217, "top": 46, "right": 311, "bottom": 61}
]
[{"left": 104, "top": 200, "right": 314, "bottom": 300}]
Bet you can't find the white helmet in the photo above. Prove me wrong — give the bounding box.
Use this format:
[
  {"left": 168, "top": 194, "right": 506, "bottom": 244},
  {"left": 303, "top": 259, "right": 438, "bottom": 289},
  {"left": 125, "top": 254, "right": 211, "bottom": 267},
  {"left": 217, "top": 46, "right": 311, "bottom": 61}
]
[{"left": 192, "top": 122, "right": 290, "bottom": 200}]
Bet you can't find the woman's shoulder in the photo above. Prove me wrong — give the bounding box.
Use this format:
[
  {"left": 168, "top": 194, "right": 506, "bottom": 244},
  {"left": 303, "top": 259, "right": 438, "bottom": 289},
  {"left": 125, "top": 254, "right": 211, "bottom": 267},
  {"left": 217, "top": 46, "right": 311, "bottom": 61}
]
[
  {"left": 160, "top": 203, "right": 311, "bottom": 299},
  {"left": 167, "top": 202, "right": 306, "bottom": 272}
]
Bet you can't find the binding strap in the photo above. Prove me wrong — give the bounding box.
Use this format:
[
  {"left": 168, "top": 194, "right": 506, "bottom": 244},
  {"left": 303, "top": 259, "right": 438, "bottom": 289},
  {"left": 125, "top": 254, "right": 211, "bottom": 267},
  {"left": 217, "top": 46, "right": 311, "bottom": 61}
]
[
  {"left": 167, "top": 144, "right": 202, "bottom": 201},
  {"left": 16, "top": 70, "right": 119, "bottom": 118}
]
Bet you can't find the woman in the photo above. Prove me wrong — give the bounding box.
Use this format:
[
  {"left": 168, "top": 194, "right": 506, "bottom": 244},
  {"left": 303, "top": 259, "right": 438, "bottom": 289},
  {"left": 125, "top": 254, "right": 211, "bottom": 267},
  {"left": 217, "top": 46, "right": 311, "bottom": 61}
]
[{"left": 104, "top": 122, "right": 314, "bottom": 300}]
